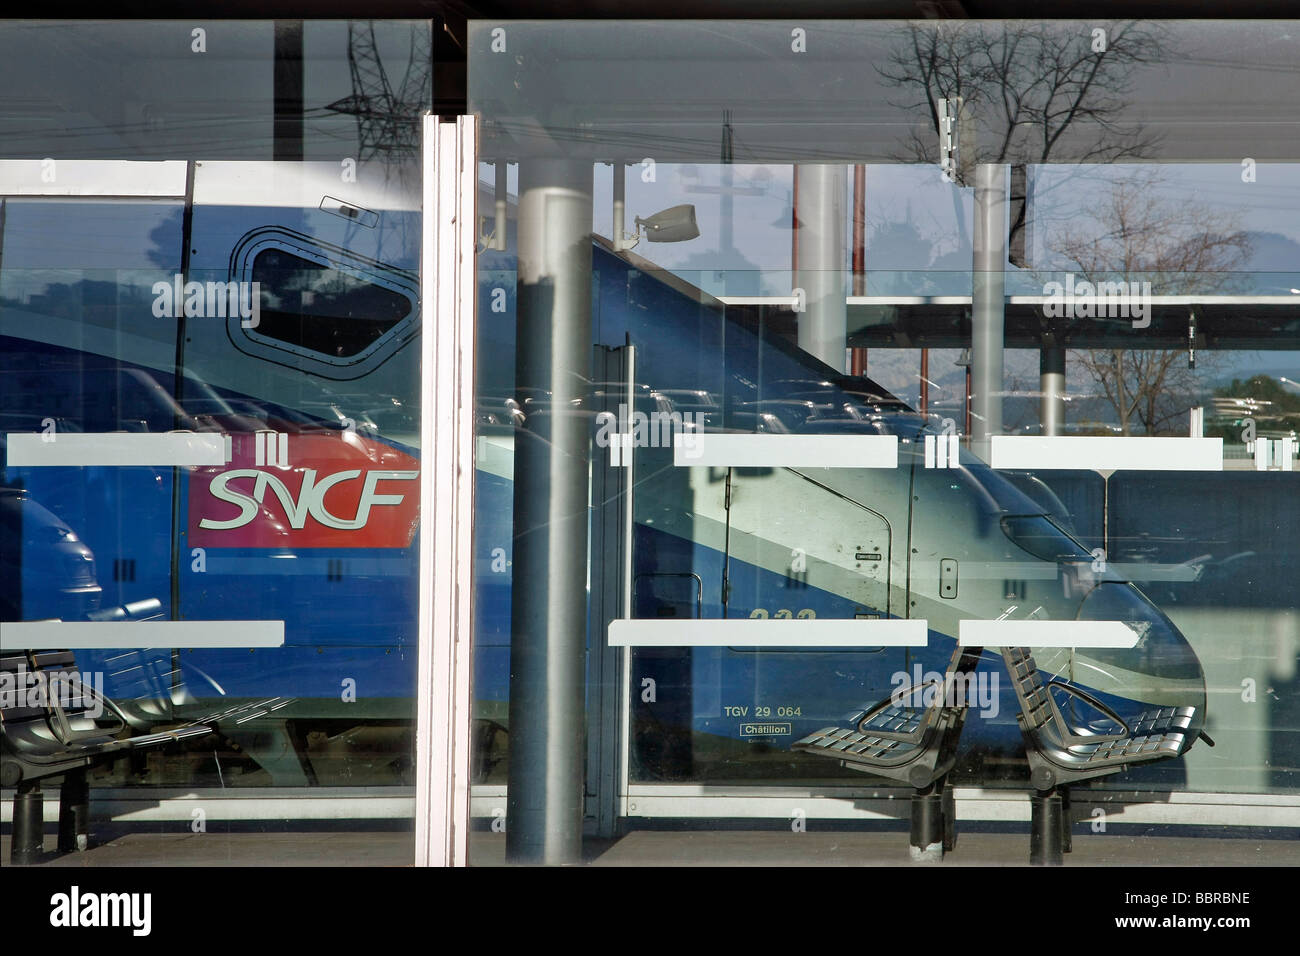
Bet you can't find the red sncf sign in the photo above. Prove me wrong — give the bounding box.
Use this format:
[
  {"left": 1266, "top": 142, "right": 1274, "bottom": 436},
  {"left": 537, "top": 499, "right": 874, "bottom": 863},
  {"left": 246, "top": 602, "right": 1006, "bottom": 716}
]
[{"left": 188, "top": 431, "right": 419, "bottom": 549}]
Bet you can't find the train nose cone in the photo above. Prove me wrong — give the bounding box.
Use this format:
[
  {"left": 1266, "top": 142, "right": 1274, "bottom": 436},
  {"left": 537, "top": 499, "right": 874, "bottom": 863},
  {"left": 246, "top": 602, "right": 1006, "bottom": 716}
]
[{"left": 1070, "top": 582, "right": 1208, "bottom": 732}]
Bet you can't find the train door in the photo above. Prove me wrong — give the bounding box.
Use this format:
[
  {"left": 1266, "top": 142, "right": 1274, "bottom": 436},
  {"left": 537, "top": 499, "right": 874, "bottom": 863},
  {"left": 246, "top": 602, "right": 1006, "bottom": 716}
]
[{"left": 672, "top": 465, "right": 895, "bottom": 781}]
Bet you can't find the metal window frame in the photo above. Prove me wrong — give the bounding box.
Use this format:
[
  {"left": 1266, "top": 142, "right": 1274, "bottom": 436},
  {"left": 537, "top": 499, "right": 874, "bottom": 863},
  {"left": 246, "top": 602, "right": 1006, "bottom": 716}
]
[{"left": 414, "top": 114, "right": 477, "bottom": 867}]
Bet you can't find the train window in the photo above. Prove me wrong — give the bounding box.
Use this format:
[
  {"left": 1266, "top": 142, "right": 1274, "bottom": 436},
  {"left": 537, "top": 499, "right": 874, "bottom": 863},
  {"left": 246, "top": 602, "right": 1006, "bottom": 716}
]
[
  {"left": 251, "top": 249, "right": 411, "bottom": 358},
  {"left": 228, "top": 227, "right": 418, "bottom": 379}
]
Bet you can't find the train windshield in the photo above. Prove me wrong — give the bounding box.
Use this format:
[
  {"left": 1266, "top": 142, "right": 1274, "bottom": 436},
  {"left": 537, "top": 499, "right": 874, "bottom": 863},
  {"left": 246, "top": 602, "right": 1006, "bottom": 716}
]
[
  {"left": 1000, "top": 514, "right": 1093, "bottom": 563},
  {"left": 1076, "top": 582, "right": 1207, "bottom": 684}
]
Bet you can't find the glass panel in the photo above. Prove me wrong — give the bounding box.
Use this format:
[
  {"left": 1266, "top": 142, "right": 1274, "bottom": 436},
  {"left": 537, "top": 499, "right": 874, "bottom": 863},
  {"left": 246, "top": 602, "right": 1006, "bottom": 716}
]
[
  {"left": 1, "top": 19, "right": 430, "bottom": 866},
  {"left": 468, "top": 18, "right": 1300, "bottom": 866}
]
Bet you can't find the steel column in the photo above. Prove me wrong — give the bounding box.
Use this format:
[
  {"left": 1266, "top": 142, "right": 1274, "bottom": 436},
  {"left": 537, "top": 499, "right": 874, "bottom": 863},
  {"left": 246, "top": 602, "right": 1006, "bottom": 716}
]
[
  {"left": 506, "top": 159, "right": 594, "bottom": 864},
  {"left": 971, "top": 163, "right": 1007, "bottom": 459},
  {"left": 1040, "top": 344, "right": 1066, "bottom": 437},
  {"left": 795, "top": 164, "right": 847, "bottom": 371}
]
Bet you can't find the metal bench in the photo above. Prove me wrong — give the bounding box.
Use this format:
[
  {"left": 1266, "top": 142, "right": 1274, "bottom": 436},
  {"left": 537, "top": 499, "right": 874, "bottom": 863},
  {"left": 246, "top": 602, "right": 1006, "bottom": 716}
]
[
  {"left": 1, "top": 645, "right": 214, "bottom": 863},
  {"left": 793, "top": 643, "right": 985, "bottom": 861},
  {"left": 1000, "top": 645, "right": 1202, "bottom": 865}
]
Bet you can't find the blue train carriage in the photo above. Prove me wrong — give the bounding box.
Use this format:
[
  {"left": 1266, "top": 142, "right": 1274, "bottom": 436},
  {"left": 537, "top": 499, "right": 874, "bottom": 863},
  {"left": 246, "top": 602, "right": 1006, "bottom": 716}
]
[
  {"left": 474, "top": 236, "right": 1209, "bottom": 787},
  {"left": 1, "top": 159, "right": 1208, "bottom": 791},
  {"left": 1, "top": 160, "right": 423, "bottom": 786}
]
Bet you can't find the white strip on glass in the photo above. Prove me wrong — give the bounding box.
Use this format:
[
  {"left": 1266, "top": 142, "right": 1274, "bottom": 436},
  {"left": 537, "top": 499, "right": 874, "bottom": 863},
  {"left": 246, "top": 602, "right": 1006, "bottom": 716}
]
[
  {"left": 715, "top": 293, "right": 1300, "bottom": 308},
  {"left": 958, "top": 620, "right": 1138, "bottom": 648},
  {"left": 990, "top": 436, "right": 1222, "bottom": 471},
  {"left": 609, "top": 618, "right": 927, "bottom": 647},
  {"left": 673, "top": 433, "right": 898, "bottom": 468},
  {"left": 0, "top": 159, "right": 188, "bottom": 197},
  {"left": 0, "top": 621, "right": 285, "bottom": 650},
  {"left": 6, "top": 432, "right": 228, "bottom": 468}
]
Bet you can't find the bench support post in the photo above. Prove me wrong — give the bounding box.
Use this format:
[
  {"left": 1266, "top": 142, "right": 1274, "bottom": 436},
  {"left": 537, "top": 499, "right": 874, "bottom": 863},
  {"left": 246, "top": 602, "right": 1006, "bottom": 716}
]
[
  {"left": 12, "top": 780, "right": 45, "bottom": 865},
  {"left": 909, "top": 782, "right": 945, "bottom": 862},
  {"left": 942, "top": 780, "right": 957, "bottom": 852},
  {"left": 1030, "top": 788, "right": 1064, "bottom": 865},
  {"left": 58, "top": 770, "right": 90, "bottom": 853},
  {"left": 1060, "top": 787, "right": 1072, "bottom": 854}
]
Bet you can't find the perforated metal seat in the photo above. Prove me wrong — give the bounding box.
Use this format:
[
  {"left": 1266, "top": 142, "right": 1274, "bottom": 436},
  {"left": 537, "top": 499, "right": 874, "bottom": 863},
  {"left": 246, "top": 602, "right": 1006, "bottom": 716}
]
[
  {"left": 1000, "top": 645, "right": 1202, "bottom": 865},
  {"left": 793, "top": 643, "right": 985, "bottom": 860},
  {"left": 1002, "top": 646, "right": 1197, "bottom": 789},
  {"left": 2, "top": 642, "right": 224, "bottom": 864}
]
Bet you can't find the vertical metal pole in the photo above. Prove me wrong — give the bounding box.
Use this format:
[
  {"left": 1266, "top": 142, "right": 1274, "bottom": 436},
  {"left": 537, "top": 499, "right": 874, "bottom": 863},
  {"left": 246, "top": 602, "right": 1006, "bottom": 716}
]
[
  {"left": 586, "top": 345, "right": 633, "bottom": 840},
  {"left": 272, "top": 21, "right": 304, "bottom": 163},
  {"left": 790, "top": 171, "right": 799, "bottom": 276},
  {"left": 494, "top": 163, "right": 508, "bottom": 252},
  {"left": 852, "top": 165, "right": 866, "bottom": 296},
  {"left": 850, "top": 164, "right": 868, "bottom": 377},
  {"left": 507, "top": 159, "right": 593, "bottom": 865},
  {"left": 971, "top": 163, "right": 1007, "bottom": 460},
  {"left": 612, "top": 162, "right": 626, "bottom": 252},
  {"left": 919, "top": 349, "right": 929, "bottom": 415},
  {"left": 1040, "top": 345, "right": 1066, "bottom": 437},
  {"left": 964, "top": 365, "right": 972, "bottom": 440},
  {"left": 720, "top": 109, "right": 734, "bottom": 257},
  {"left": 795, "top": 164, "right": 847, "bottom": 371}
]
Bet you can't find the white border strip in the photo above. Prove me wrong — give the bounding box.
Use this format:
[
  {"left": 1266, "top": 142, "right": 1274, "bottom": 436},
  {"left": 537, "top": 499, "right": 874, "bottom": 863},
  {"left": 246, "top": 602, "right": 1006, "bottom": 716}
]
[
  {"left": 715, "top": 294, "right": 1300, "bottom": 309},
  {"left": 4, "top": 786, "right": 1291, "bottom": 831},
  {"left": 611, "top": 786, "right": 1300, "bottom": 829},
  {"left": 991, "top": 436, "right": 1222, "bottom": 471},
  {"left": 0, "top": 159, "right": 188, "bottom": 197},
  {"left": 959, "top": 619, "right": 1137, "bottom": 648},
  {"left": 674, "top": 433, "right": 897, "bottom": 468},
  {"left": 0, "top": 621, "right": 284, "bottom": 650},
  {"left": 6, "top": 432, "right": 228, "bottom": 468},
  {"left": 413, "top": 115, "right": 477, "bottom": 869},
  {"left": 1, "top": 788, "right": 415, "bottom": 824},
  {"left": 609, "top": 618, "right": 926, "bottom": 647}
]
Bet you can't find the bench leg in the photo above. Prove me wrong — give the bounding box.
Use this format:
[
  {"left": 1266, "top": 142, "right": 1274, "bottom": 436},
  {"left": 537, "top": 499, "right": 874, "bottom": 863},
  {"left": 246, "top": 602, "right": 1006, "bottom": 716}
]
[
  {"left": 57, "top": 770, "right": 90, "bottom": 853},
  {"left": 909, "top": 783, "right": 945, "bottom": 863},
  {"left": 12, "top": 780, "right": 45, "bottom": 865},
  {"left": 942, "top": 779, "right": 957, "bottom": 853},
  {"left": 1030, "top": 788, "right": 1064, "bottom": 866},
  {"left": 1060, "top": 787, "right": 1072, "bottom": 854}
]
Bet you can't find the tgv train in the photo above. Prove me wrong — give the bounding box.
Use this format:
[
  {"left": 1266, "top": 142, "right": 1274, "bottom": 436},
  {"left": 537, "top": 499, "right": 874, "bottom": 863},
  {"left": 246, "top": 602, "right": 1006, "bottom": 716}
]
[{"left": 0, "top": 160, "right": 1207, "bottom": 788}]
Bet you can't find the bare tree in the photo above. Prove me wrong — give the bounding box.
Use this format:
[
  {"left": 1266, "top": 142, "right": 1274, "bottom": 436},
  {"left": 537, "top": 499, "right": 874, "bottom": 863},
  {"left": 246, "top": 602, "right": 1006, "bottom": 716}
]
[
  {"left": 877, "top": 20, "right": 1171, "bottom": 252},
  {"left": 878, "top": 19, "right": 1169, "bottom": 168},
  {"left": 1052, "top": 169, "right": 1253, "bottom": 434}
]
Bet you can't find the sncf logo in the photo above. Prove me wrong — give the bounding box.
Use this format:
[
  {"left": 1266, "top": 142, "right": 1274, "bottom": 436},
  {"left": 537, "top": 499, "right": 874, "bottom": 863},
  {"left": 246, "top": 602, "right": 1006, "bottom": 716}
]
[
  {"left": 188, "top": 431, "right": 420, "bottom": 549},
  {"left": 200, "top": 468, "right": 417, "bottom": 531}
]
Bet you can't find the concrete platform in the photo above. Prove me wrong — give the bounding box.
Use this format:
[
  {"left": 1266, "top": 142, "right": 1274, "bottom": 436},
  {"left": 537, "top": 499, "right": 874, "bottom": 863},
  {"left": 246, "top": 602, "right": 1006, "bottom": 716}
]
[{"left": 3, "top": 827, "right": 1297, "bottom": 867}]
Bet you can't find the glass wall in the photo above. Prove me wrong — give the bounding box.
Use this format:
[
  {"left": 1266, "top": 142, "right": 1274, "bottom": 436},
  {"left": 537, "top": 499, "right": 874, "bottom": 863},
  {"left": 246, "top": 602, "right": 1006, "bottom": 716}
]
[
  {"left": 4, "top": 15, "right": 1297, "bottom": 870},
  {"left": 468, "top": 19, "right": 1299, "bottom": 864},
  {"left": 1, "top": 21, "right": 430, "bottom": 858}
]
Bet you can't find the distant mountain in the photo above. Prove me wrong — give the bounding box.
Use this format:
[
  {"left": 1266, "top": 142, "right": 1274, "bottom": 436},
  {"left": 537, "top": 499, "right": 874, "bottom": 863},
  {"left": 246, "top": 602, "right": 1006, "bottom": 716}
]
[{"left": 1241, "top": 231, "right": 1300, "bottom": 275}]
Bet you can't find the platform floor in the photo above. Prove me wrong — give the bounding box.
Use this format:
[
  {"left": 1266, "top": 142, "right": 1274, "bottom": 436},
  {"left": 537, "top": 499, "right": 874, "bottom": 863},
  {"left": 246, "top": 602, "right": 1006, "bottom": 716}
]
[{"left": 3, "top": 828, "right": 1297, "bottom": 867}]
